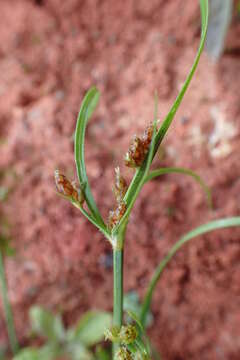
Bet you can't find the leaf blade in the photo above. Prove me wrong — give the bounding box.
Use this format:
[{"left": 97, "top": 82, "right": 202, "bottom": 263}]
[
  {"left": 140, "top": 216, "right": 240, "bottom": 327},
  {"left": 29, "top": 306, "right": 65, "bottom": 342},
  {"left": 70, "top": 311, "right": 112, "bottom": 347},
  {"left": 154, "top": 0, "right": 209, "bottom": 153},
  {"left": 74, "top": 87, "right": 105, "bottom": 228},
  {"left": 122, "top": 0, "right": 209, "bottom": 228},
  {"left": 145, "top": 167, "right": 212, "bottom": 207}
]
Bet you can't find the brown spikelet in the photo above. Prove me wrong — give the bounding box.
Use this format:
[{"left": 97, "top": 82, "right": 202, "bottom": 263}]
[
  {"left": 119, "top": 325, "right": 138, "bottom": 345},
  {"left": 125, "top": 123, "right": 155, "bottom": 168},
  {"left": 141, "top": 123, "right": 154, "bottom": 148},
  {"left": 115, "top": 346, "right": 133, "bottom": 360},
  {"left": 113, "top": 167, "right": 128, "bottom": 203},
  {"left": 108, "top": 201, "right": 127, "bottom": 230},
  {"left": 54, "top": 170, "right": 84, "bottom": 205}
]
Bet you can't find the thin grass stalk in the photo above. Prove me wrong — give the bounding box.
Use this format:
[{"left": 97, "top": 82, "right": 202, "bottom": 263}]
[
  {"left": 112, "top": 248, "right": 123, "bottom": 356},
  {"left": 0, "top": 252, "right": 19, "bottom": 355}
]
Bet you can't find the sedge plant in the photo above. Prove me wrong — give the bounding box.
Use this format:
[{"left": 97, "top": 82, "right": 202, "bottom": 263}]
[
  {"left": 52, "top": 0, "right": 240, "bottom": 358},
  {"left": 1, "top": 0, "right": 240, "bottom": 359}
]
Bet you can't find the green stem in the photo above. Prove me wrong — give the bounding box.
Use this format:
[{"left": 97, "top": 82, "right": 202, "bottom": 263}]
[
  {"left": 113, "top": 248, "right": 124, "bottom": 356},
  {"left": 0, "top": 252, "right": 19, "bottom": 355}
]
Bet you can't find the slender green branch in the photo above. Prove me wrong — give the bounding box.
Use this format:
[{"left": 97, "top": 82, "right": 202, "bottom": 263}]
[
  {"left": 56, "top": 193, "right": 111, "bottom": 241},
  {"left": 72, "top": 201, "right": 111, "bottom": 241},
  {"left": 0, "top": 252, "right": 19, "bottom": 355}
]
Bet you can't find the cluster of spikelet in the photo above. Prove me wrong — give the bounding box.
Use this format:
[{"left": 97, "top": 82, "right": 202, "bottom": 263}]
[
  {"left": 108, "top": 123, "right": 155, "bottom": 230},
  {"left": 54, "top": 123, "right": 154, "bottom": 231},
  {"left": 124, "top": 123, "right": 154, "bottom": 168},
  {"left": 104, "top": 324, "right": 138, "bottom": 360},
  {"left": 108, "top": 167, "right": 128, "bottom": 229}
]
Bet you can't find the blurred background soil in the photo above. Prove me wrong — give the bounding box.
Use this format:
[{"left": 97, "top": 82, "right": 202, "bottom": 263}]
[{"left": 0, "top": 0, "right": 240, "bottom": 359}]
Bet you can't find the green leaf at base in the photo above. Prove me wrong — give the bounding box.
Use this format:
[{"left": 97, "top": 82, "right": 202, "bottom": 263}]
[
  {"left": 29, "top": 306, "right": 65, "bottom": 343},
  {"left": 69, "top": 311, "right": 112, "bottom": 347},
  {"left": 13, "top": 344, "right": 61, "bottom": 360}
]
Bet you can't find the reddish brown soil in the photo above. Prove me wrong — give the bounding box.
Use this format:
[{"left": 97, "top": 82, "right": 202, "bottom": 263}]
[{"left": 1, "top": 0, "right": 240, "bottom": 359}]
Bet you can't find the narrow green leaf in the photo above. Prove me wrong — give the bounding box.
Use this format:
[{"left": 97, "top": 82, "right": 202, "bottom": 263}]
[
  {"left": 0, "top": 234, "right": 15, "bottom": 257},
  {"left": 145, "top": 167, "right": 212, "bottom": 208},
  {"left": 121, "top": 0, "right": 209, "bottom": 231},
  {"left": 137, "top": 340, "right": 150, "bottom": 359},
  {"left": 140, "top": 216, "right": 240, "bottom": 327},
  {"left": 74, "top": 87, "right": 106, "bottom": 228},
  {"left": 0, "top": 252, "right": 19, "bottom": 355},
  {"left": 124, "top": 291, "right": 153, "bottom": 328},
  {"left": 29, "top": 306, "right": 65, "bottom": 342},
  {"left": 124, "top": 299, "right": 152, "bottom": 358},
  {"left": 127, "top": 339, "right": 151, "bottom": 360},
  {"left": 127, "top": 310, "right": 144, "bottom": 332},
  {"left": 154, "top": 0, "right": 209, "bottom": 153},
  {"left": 126, "top": 312, "right": 152, "bottom": 358},
  {"left": 70, "top": 311, "right": 112, "bottom": 347}
]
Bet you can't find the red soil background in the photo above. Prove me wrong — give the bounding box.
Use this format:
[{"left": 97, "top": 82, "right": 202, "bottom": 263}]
[{"left": 1, "top": 0, "right": 240, "bottom": 359}]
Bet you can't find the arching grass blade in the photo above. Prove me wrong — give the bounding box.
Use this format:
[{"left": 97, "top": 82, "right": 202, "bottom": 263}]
[
  {"left": 122, "top": 0, "right": 209, "bottom": 226},
  {"left": 140, "top": 216, "right": 240, "bottom": 327},
  {"left": 145, "top": 167, "right": 212, "bottom": 208},
  {"left": 154, "top": 0, "right": 209, "bottom": 153},
  {"left": 74, "top": 87, "right": 106, "bottom": 229}
]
